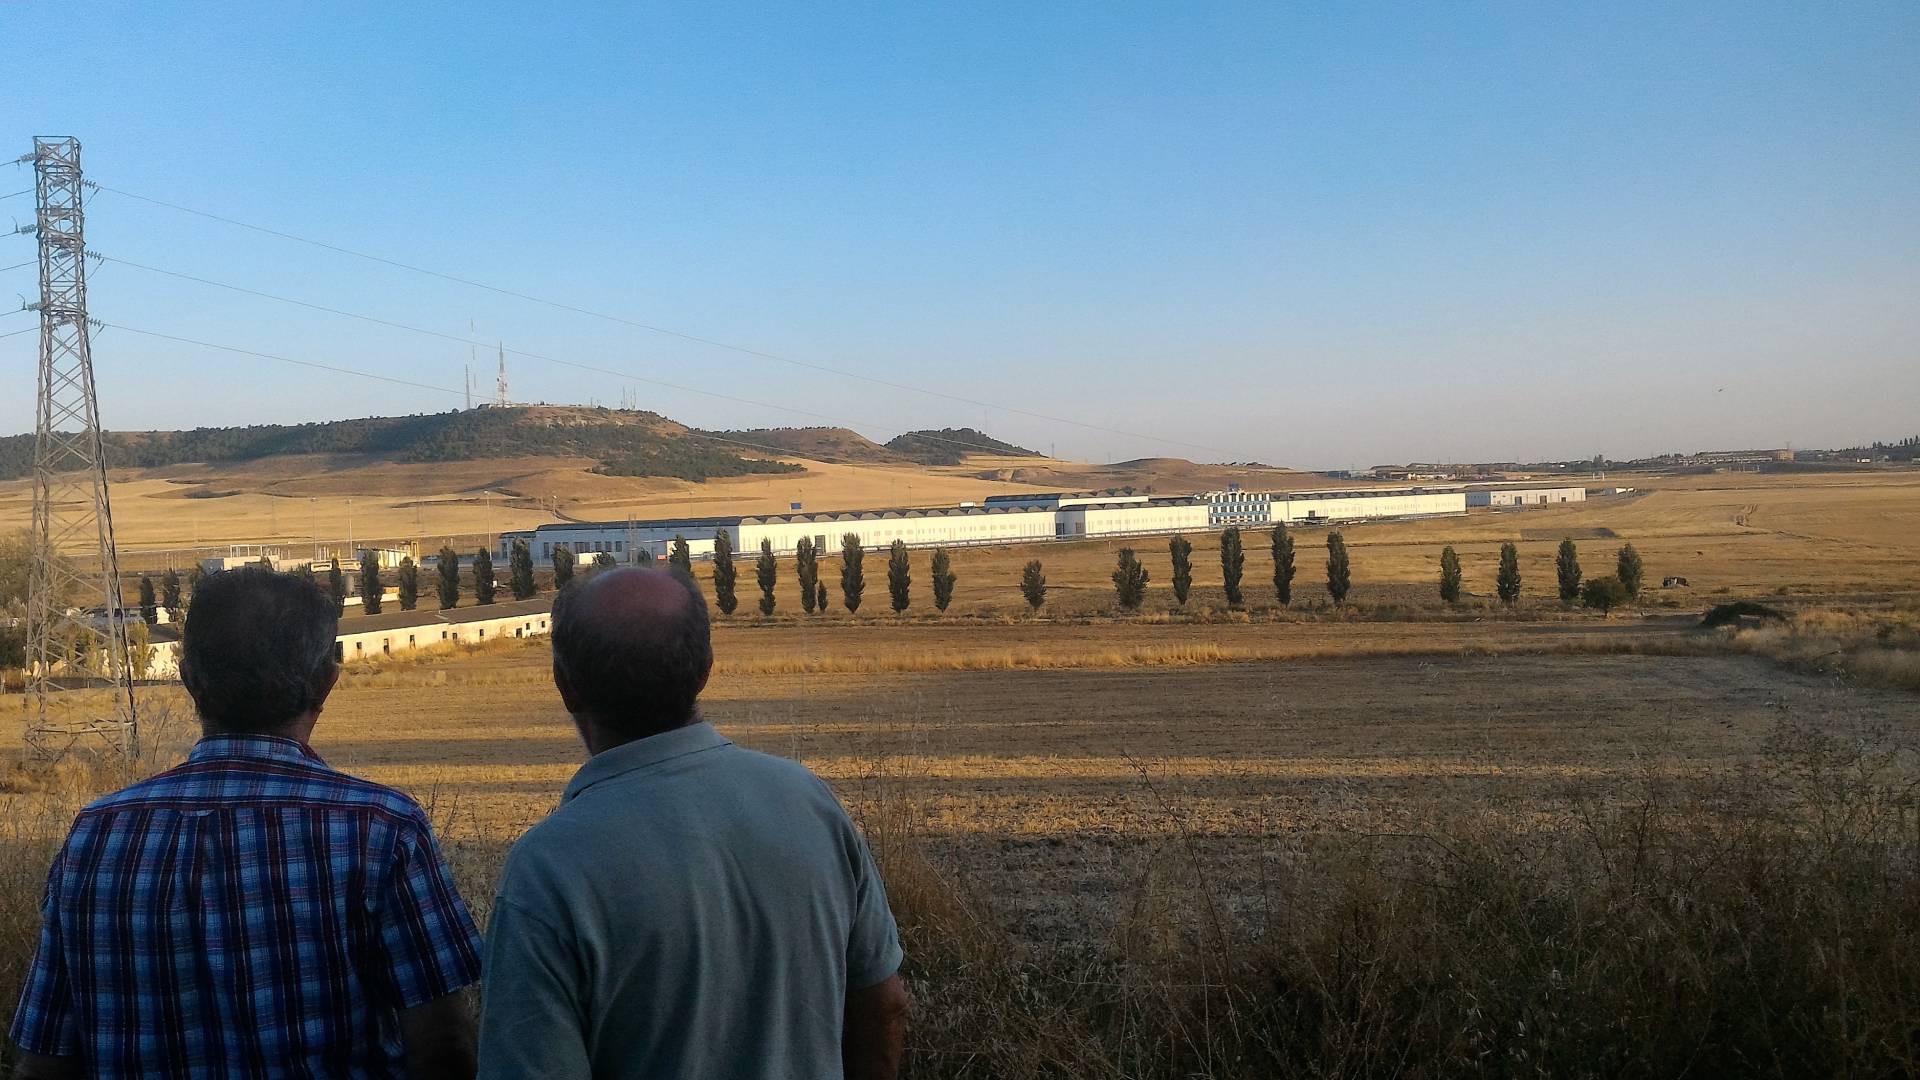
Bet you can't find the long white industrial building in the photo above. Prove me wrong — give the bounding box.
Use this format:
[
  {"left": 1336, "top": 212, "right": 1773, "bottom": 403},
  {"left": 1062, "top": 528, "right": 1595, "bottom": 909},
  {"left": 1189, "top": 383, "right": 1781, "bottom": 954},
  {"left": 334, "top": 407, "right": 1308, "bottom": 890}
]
[{"left": 496, "top": 484, "right": 1522, "bottom": 564}]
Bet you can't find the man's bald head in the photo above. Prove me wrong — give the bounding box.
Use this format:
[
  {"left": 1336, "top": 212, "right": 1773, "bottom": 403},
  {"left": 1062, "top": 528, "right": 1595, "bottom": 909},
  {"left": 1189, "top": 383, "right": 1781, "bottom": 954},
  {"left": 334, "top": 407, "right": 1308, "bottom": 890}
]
[{"left": 551, "top": 567, "right": 713, "bottom": 741}]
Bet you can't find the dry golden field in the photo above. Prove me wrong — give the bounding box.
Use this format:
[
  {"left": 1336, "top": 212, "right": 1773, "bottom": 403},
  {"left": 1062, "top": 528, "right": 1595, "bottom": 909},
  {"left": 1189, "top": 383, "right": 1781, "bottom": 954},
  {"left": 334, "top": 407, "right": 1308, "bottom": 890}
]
[
  {"left": 0, "top": 450, "right": 1313, "bottom": 560},
  {"left": 2, "top": 466, "right": 1917, "bottom": 1076}
]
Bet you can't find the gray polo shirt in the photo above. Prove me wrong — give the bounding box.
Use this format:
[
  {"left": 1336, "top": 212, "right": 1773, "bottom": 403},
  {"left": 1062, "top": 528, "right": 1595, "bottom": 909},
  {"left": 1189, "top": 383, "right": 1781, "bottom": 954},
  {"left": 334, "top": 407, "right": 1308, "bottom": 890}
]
[{"left": 476, "top": 722, "right": 903, "bottom": 1080}]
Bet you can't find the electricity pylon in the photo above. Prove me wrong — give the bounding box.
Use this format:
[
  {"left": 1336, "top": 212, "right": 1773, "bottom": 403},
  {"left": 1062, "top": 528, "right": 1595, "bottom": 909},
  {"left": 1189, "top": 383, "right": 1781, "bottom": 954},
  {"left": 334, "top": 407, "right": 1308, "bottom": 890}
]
[{"left": 25, "top": 136, "right": 139, "bottom": 759}]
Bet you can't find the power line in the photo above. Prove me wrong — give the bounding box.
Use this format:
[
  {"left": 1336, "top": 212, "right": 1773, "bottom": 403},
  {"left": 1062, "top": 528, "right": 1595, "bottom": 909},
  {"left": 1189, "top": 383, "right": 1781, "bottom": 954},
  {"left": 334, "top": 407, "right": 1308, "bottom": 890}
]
[
  {"left": 2, "top": 260, "right": 37, "bottom": 273},
  {"left": 88, "top": 182, "right": 1229, "bottom": 458},
  {"left": 1, "top": 189, "right": 32, "bottom": 201},
  {"left": 91, "top": 252, "right": 1066, "bottom": 462},
  {"left": 0, "top": 324, "right": 36, "bottom": 340}
]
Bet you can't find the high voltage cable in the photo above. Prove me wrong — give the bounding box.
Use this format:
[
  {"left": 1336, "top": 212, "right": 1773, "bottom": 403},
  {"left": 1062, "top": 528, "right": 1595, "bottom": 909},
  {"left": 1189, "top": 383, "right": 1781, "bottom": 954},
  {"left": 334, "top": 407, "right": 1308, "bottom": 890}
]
[
  {"left": 90, "top": 319, "right": 991, "bottom": 483},
  {"left": 92, "top": 252, "right": 1063, "bottom": 462},
  {"left": 87, "top": 182, "right": 1230, "bottom": 458},
  {"left": 0, "top": 325, "right": 38, "bottom": 340},
  {"left": 0, "top": 189, "right": 31, "bottom": 201}
]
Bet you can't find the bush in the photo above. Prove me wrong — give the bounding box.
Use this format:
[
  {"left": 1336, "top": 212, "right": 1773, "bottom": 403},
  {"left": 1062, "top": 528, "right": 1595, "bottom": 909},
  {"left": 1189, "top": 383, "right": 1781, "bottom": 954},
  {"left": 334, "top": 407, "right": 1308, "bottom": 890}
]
[
  {"left": 1701, "top": 600, "right": 1789, "bottom": 629},
  {"left": 1581, "top": 575, "right": 1630, "bottom": 613}
]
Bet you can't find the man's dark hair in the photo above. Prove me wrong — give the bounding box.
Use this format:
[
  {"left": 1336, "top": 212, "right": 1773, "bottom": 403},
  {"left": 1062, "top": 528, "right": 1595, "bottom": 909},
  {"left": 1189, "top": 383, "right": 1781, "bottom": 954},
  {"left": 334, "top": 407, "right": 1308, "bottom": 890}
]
[
  {"left": 551, "top": 566, "right": 713, "bottom": 736},
  {"left": 179, "top": 566, "right": 340, "bottom": 733}
]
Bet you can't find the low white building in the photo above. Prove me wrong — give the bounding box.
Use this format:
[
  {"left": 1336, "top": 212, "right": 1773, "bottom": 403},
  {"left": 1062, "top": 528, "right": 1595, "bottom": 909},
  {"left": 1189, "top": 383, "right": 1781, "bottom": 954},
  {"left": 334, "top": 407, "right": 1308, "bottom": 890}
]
[
  {"left": 135, "top": 598, "right": 555, "bottom": 678},
  {"left": 1465, "top": 485, "right": 1587, "bottom": 508},
  {"left": 1272, "top": 487, "right": 1467, "bottom": 523}
]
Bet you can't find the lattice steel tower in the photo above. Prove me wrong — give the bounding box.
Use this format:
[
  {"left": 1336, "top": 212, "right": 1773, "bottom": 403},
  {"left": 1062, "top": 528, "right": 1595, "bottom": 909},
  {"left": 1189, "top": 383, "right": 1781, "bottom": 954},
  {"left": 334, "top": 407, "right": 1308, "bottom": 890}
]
[{"left": 25, "top": 136, "right": 138, "bottom": 758}]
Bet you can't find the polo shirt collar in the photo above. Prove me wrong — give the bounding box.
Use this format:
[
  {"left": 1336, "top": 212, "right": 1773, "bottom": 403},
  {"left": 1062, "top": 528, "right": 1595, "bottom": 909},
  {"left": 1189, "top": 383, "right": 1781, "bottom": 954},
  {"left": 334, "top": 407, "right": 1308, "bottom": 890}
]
[
  {"left": 563, "top": 721, "right": 731, "bottom": 803},
  {"left": 188, "top": 733, "right": 327, "bottom": 767}
]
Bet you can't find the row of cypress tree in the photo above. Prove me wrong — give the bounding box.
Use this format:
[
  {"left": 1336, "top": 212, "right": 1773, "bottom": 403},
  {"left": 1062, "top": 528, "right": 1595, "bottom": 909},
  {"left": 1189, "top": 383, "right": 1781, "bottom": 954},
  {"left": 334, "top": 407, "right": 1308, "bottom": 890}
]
[
  {"left": 137, "top": 528, "right": 1650, "bottom": 623},
  {"left": 716, "top": 533, "right": 959, "bottom": 616}
]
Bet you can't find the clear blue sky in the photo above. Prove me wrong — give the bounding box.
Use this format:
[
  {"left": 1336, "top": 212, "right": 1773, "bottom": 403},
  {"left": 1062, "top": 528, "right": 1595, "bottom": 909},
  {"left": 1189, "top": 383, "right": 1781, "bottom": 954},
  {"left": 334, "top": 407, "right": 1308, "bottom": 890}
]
[{"left": 5, "top": 2, "right": 1916, "bottom": 467}]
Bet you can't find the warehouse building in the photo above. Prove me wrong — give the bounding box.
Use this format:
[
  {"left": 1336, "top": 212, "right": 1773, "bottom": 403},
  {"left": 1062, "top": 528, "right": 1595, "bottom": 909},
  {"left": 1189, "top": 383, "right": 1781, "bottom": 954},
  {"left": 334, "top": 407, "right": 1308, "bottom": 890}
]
[
  {"left": 1466, "top": 485, "right": 1587, "bottom": 508},
  {"left": 1203, "top": 487, "right": 1273, "bottom": 527},
  {"left": 135, "top": 597, "right": 556, "bottom": 678},
  {"left": 1273, "top": 487, "right": 1467, "bottom": 522},
  {"left": 496, "top": 481, "right": 1622, "bottom": 567}
]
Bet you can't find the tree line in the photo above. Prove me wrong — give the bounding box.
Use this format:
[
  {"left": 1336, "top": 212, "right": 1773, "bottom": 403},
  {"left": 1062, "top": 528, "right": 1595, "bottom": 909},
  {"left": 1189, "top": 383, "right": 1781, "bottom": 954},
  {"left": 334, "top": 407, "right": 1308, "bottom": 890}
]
[{"left": 122, "top": 527, "right": 1652, "bottom": 631}]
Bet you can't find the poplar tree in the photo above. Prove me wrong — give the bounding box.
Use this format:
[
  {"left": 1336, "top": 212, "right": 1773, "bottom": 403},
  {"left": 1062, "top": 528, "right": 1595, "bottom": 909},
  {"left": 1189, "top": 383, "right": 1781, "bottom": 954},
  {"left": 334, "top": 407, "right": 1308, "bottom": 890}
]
[
  {"left": 551, "top": 545, "right": 575, "bottom": 589},
  {"left": 359, "top": 552, "right": 384, "bottom": 615},
  {"left": 1439, "top": 545, "right": 1462, "bottom": 604},
  {"left": 887, "top": 539, "right": 912, "bottom": 613},
  {"left": 1325, "top": 531, "right": 1351, "bottom": 605},
  {"left": 1271, "top": 523, "right": 1296, "bottom": 605},
  {"left": 1497, "top": 541, "right": 1523, "bottom": 606},
  {"left": 711, "top": 529, "right": 739, "bottom": 615},
  {"left": 1556, "top": 538, "right": 1583, "bottom": 604},
  {"left": 815, "top": 582, "right": 828, "bottom": 613},
  {"left": 161, "top": 567, "right": 183, "bottom": 622},
  {"left": 137, "top": 575, "right": 158, "bottom": 623},
  {"left": 756, "top": 539, "right": 777, "bottom": 616},
  {"left": 840, "top": 534, "right": 866, "bottom": 613},
  {"left": 1021, "top": 560, "right": 1047, "bottom": 612},
  {"left": 1169, "top": 535, "right": 1193, "bottom": 607},
  {"left": 796, "top": 538, "right": 819, "bottom": 614},
  {"left": 437, "top": 545, "right": 461, "bottom": 609},
  {"left": 670, "top": 536, "right": 692, "bottom": 575},
  {"left": 930, "top": 548, "right": 956, "bottom": 612},
  {"left": 509, "top": 539, "right": 536, "bottom": 600},
  {"left": 397, "top": 557, "right": 420, "bottom": 611},
  {"left": 1616, "top": 543, "right": 1644, "bottom": 598},
  {"left": 1112, "top": 548, "right": 1150, "bottom": 611},
  {"left": 1219, "top": 527, "right": 1245, "bottom": 607},
  {"left": 327, "top": 561, "right": 347, "bottom": 616},
  {"left": 474, "top": 549, "right": 497, "bottom": 605}
]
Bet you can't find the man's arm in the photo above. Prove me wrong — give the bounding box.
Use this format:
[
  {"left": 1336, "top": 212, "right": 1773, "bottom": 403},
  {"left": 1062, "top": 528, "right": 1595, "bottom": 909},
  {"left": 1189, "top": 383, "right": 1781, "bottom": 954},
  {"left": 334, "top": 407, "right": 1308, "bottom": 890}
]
[
  {"left": 475, "top": 897, "right": 591, "bottom": 1079},
  {"left": 843, "top": 973, "right": 910, "bottom": 1080},
  {"left": 401, "top": 992, "right": 478, "bottom": 1080},
  {"left": 11, "top": 1050, "right": 80, "bottom": 1080}
]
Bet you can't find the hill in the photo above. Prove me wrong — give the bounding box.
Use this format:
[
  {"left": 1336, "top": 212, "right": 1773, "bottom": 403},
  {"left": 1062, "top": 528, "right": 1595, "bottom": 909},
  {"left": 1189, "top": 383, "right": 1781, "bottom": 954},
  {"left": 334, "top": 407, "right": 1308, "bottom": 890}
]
[
  {"left": 707, "top": 427, "right": 900, "bottom": 464},
  {"left": 886, "top": 428, "right": 1040, "bottom": 466},
  {"left": 0, "top": 407, "right": 803, "bottom": 483}
]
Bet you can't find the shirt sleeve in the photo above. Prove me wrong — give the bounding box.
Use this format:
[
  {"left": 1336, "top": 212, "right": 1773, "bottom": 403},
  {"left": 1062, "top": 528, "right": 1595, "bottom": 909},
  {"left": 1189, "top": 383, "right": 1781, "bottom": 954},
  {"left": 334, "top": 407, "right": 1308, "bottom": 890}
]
[
  {"left": 475, "top": 896, "right": 592, "bottom": 1080},
  {"left": 376, "top": 814, "right": 485, "bottom": 1009},
  {"left": 843, "top": 820, "right": 904, "bottom": 991},
  {"left": 9, "top": 843, "right": 77, "bottom": 1057}
]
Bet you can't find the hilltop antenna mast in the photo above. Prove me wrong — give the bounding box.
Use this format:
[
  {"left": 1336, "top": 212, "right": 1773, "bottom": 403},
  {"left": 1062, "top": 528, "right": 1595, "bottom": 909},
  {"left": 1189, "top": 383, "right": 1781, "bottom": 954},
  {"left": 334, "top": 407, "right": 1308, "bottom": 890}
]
[
  {"left": 496, "top": 342, "right": 508, "bottom": 406},
  {"left": 25, "top": 137, "right": 138, "bottom": 758}
]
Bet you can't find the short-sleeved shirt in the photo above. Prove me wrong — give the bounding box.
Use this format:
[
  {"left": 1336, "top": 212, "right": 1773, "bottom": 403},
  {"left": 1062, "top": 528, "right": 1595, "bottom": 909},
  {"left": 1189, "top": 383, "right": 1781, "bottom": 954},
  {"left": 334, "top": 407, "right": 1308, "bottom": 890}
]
[
  {"left": 10, "top": 734, "right": 484, "bottom": 1077},
  {"left": 477, "top": 721, "right": 903, "bottom": 1080}
]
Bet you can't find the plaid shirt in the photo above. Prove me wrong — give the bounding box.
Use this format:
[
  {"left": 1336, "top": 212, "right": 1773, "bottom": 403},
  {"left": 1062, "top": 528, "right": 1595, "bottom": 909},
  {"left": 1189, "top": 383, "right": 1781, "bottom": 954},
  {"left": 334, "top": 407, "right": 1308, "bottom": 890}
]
[{"left": 10, "top": 735, "right": 483, "bottom": 1078}]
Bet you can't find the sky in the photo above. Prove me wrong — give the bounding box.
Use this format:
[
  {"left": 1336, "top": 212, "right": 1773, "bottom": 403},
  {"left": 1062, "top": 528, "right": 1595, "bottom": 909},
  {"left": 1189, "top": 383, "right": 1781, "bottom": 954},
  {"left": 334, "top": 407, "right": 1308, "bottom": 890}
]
[{"left": 3, "top": 2, "right": 1916, "bottom": 469}]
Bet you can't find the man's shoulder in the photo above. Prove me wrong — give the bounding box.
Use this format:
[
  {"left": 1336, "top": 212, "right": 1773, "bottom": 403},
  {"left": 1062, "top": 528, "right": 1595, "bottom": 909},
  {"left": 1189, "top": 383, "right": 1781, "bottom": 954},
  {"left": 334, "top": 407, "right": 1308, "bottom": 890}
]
[
  {"left": 80, "top": 756, "right": 429, "bottom": 826},
  {"left": 517, "top": 744, "right": 837, "bottom": 851}
]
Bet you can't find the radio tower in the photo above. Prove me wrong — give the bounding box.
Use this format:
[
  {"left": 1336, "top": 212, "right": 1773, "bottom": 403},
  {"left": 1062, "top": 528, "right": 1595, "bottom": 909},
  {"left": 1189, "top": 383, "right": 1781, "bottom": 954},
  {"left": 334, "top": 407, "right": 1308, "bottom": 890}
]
[
  {"left": 25, "top": 137, "right": 138, "bottom": 758},
  {"left": 495, "top": 342, "right": 509, "bottom": 406}
]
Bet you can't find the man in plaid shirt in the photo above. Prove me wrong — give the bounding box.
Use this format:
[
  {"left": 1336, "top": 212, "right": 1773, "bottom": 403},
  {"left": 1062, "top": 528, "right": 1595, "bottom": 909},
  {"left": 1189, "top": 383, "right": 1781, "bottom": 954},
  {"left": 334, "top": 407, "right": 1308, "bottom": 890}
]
[{"left": 10, "top": 566, "right": 485, "bottom": 1078}]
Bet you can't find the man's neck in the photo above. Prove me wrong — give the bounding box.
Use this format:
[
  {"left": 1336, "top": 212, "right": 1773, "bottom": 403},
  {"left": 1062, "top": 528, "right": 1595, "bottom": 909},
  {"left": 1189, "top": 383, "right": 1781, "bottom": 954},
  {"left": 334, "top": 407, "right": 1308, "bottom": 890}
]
[
  {"left": 579, "top": 714, "right": 697, "bottom": 757},
  {"left": 201, "top": 714, "right": 317, "bottom": 746}
]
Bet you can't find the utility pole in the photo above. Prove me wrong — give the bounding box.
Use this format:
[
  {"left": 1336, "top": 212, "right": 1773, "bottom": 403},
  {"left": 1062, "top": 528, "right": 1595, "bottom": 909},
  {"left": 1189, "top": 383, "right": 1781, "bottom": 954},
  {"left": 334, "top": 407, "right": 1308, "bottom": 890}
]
[{"left": 24, "top": 137, "right": 138, "bottom": 759}]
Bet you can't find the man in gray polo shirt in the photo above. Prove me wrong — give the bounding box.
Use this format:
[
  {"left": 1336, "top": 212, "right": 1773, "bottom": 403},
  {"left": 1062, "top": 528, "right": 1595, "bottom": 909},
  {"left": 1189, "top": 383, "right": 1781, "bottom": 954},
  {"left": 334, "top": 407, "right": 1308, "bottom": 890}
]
[{"left": 477, "top": 567, "right": 909, "bottom": 1079}]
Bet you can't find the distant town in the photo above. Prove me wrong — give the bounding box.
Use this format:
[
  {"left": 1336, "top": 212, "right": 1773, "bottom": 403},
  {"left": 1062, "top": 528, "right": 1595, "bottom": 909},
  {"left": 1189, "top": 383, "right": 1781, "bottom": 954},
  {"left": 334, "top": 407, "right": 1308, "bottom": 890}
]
[{"left": 1353, "top": 436, "right": 1920, "bottom": 482}]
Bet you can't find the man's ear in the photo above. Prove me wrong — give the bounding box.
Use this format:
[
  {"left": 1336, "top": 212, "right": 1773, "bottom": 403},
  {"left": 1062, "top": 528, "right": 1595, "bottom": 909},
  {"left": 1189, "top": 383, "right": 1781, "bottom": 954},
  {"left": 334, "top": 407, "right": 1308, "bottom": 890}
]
[
  {"left": 553, "top": 659, "right": 583, "bottom": 715},
  {"left": 311, "top": 661, "right": 342, "bottom": 714}
]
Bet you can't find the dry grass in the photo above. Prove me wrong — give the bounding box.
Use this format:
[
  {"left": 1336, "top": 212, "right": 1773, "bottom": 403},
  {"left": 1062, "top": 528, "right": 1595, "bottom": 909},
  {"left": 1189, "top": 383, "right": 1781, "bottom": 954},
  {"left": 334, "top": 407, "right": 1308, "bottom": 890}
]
[{"left": 1, "top": 599, "right": 1918, "bottom": 1075}]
